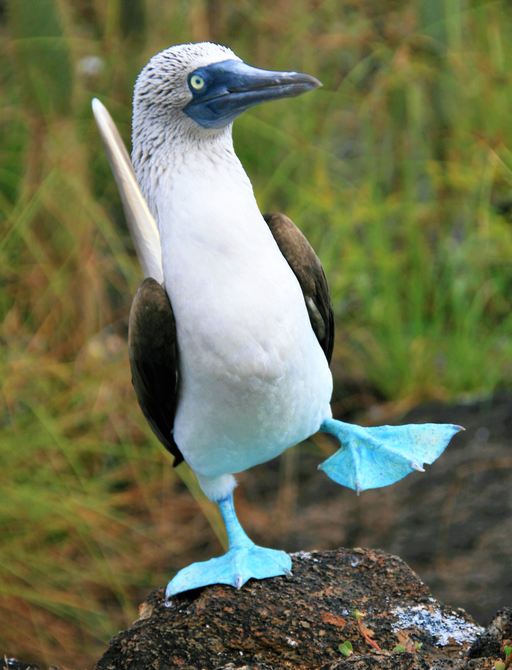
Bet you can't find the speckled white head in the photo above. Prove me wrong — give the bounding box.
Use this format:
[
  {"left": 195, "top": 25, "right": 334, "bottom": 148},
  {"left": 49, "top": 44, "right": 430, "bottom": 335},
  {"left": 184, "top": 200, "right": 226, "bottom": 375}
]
[
  {"left": 132, "top": 43, "right": 239, "bottom": 174},
  {"left": 132, "top": 41, "right": 320, "bottom": 181},
  {"left": 134, "top": 43, "right": 237, "bottom": 134}
]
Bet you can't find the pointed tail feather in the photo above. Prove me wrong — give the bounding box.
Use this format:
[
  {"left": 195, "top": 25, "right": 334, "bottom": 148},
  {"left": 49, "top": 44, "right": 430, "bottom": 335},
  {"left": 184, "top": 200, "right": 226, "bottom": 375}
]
[
  {"left": 319, "top": 419, "right": 462, "bottom": 492},
  {"left": 91, "top": 98, "right": 163, "bottom": 283}
]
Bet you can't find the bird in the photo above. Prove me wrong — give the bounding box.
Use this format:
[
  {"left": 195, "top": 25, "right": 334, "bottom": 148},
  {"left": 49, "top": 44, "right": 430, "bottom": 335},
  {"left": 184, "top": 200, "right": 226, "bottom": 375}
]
[{"left": 92, "top": 42, "right": 461, "bottom": 600}]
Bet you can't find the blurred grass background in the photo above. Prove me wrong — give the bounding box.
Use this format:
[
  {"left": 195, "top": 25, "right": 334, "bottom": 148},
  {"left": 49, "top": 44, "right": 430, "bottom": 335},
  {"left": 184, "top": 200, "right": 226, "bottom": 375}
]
[{"left": 1, "top": 0, "right": 512, "bottom": 666}]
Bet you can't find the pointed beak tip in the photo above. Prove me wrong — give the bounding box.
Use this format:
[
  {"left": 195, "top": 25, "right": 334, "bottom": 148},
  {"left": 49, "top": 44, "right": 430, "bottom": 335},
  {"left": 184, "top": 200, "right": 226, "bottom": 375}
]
[{"left": 297, "top": 73, "right": 322, "bottom": 91}]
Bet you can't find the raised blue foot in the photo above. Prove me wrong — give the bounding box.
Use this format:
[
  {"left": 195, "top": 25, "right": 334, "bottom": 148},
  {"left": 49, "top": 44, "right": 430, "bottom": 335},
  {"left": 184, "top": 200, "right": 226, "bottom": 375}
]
[
  {"left": 165, "top": 493, "right": 291, "bottom": 599},
  {"left": 319, "top": 418, "right": 462, "bottom": 493}
]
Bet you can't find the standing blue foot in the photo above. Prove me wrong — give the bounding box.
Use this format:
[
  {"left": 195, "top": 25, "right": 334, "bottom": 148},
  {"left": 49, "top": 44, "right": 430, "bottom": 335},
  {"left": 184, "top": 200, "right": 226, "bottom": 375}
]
[
  {"left": 319, "top": 418, "right": 462, "bottom": 493},
  {"left": 165, "top": 493, "right": 291, "bottom": 599}
]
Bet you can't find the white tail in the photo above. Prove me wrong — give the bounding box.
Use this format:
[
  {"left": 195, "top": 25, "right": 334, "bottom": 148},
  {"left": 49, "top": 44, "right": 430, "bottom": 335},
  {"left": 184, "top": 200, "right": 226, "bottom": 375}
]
[{"left": 91, "top": 98, "right": 164, "bottom": 283}]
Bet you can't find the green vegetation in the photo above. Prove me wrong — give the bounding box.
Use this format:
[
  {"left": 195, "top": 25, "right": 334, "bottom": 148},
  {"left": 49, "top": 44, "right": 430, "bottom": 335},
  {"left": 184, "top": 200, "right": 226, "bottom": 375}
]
[
  {"left": 1, "top": 0, "right": 512, "bottom": 665},
  {"left": 338, "top": 640, "right": 354, "bottom": 656}
]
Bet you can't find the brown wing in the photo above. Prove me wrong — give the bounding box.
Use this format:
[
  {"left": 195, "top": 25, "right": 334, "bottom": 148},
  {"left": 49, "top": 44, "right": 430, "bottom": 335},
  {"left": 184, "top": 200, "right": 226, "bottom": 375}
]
[
  {"left": 264, "top": 212, "right": 334, "bottom": 363},
  {"left": 128, "top": 278, "right": 183, "bottom": 465}
]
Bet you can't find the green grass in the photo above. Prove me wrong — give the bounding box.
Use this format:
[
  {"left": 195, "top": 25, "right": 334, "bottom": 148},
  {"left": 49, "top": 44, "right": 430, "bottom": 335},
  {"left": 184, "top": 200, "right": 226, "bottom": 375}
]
[{"left": 1, "top": 0, "right": 512, "bottom": 665}]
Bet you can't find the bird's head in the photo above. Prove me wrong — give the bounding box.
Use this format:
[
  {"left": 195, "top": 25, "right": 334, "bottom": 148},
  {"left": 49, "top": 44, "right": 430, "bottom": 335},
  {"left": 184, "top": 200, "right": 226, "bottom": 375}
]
[{"left": 133, "top": 42, "right": 321, "bottom": 141}]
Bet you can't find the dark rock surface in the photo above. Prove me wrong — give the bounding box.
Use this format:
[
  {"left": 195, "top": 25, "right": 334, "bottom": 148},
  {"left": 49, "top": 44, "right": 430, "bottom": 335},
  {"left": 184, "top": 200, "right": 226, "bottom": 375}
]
[
  {"left": 94, "top": 548, "right": 505, "bottom": 670},
  {"left": 468, "top": 607, "right": 512, "bottom": 659}
]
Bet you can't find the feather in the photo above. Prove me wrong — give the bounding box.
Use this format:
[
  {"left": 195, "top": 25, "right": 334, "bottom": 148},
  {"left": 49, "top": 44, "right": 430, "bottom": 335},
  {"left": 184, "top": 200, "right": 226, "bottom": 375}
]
[{"left": 92, "top": 98, "right": 163, "bottom": 283}]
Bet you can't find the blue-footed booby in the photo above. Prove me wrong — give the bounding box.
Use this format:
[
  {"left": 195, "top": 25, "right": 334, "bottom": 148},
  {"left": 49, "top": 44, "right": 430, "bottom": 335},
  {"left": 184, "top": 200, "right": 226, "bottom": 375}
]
[{"left": 92, "top": 42, "right": 461, "bottom": 600}]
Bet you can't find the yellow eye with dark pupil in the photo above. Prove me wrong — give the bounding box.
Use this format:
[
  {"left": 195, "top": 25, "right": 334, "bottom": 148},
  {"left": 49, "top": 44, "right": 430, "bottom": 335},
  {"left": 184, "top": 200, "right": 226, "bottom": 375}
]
[{"left": 190, "top": 75, "right": 205, "bottom": 90}]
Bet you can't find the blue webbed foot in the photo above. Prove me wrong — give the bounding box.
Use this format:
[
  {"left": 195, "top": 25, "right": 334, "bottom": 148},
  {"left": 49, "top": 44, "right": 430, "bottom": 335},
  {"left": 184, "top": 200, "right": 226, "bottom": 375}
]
[
  {"left": 319, "top": 418, "right": 462, "bottom": 493},
  {"left": 165, "top": 492, "right": 291, "bottom": 599},
  {"left": 166, "top": 543, "right": 291, "bottom": 599}
]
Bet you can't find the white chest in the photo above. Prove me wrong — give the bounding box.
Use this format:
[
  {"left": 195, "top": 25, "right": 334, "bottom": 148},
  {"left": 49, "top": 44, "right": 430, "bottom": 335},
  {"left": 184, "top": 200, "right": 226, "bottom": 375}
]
[
  {"left": 157, "top": 155, "right": 306, "bottom": 368},
  {"left": 149, "top": 148, "right": 333, "bottom": 476}
]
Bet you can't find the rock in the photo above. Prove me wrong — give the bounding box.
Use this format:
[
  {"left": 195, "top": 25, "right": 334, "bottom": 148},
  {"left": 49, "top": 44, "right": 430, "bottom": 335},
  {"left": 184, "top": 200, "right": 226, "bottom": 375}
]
[
  {"left": 94, "top": 548, "right": 504, "bottom": 670},
  {"left": 468, "top": 607, "right": 512, "bottom": 659}
]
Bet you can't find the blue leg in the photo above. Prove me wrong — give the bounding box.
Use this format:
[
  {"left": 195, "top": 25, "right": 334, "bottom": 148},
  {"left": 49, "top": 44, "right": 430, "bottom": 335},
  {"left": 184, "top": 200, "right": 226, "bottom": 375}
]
[
  {"left": 319, "top": 418, "right": 462, "bottom": 493},
  {"left": 165, "top": 493, "right": 291, "bottom": 599}
]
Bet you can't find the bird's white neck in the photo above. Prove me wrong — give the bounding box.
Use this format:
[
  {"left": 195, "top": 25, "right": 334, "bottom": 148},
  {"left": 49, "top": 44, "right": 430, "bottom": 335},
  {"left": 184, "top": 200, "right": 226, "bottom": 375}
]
[
  {"left": 133, "top": 120, "right": 249, "bottom": 213},
  {"left": 133, "top": 123, "right": 263, "bottom": 257}
]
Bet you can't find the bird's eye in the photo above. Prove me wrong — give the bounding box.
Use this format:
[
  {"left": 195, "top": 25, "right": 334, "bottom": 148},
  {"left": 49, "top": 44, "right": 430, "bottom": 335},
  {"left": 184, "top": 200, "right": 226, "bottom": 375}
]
[{"left": 190, "top": 74, "right": 205, "bottom": 91}]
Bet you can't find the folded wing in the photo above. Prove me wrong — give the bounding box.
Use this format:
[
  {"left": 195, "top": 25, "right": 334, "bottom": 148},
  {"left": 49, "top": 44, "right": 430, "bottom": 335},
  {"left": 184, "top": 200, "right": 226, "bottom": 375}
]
[
  {"left": 264, "top": 212, "right": 334, "bottom": 363},
  {"left": 128, "top": 278, "right": 183, "bottom": 465}
]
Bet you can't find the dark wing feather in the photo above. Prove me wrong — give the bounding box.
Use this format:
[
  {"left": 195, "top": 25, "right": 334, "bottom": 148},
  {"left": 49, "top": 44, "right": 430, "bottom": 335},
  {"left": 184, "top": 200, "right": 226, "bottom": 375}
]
[
  {"left": 128, "top": 277, "right": 183, "bottom": 465},
  {"left": 264, "top": 212, "right": 334, "bottom": 363}
]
